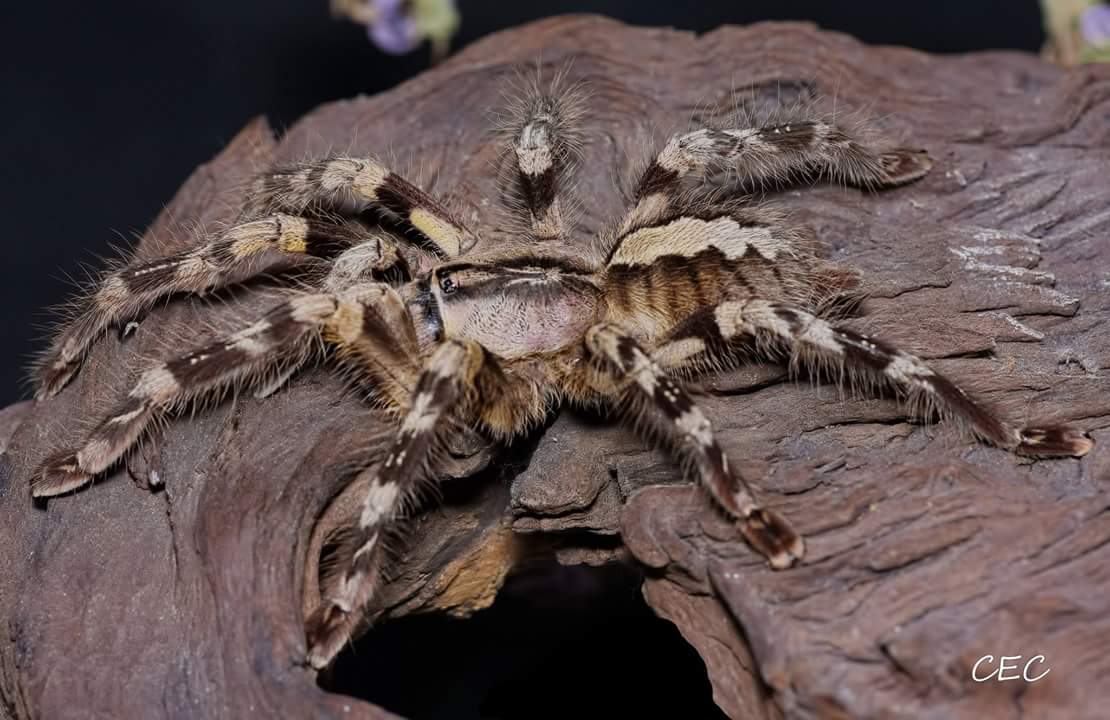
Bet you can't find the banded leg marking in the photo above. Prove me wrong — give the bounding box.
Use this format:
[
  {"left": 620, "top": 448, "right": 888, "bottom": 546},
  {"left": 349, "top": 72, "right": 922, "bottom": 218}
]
[
  {"left": 305, "top": 339, "right": 490, "bottom": 668},
  {"left": 621, "top": 121, "right": 932, "bottom": 234},
  {"left": 242, "top": 156, "right": 477, "bottom": 257},
  {"left": 327, "top": 283, "right": 422, "bottom": 413},
  {"left": 502, "top": 80, "right": 585, "bottom": 240},
  {"left": 703, "top": 299, "right": 1092, "bottom": 457},
  {"left": 32, "top": 294, "right": 341, "bottom": 497},
  {"left": 36, "top": 215, "right": 375, "bottom": 399},
  {"left": 584, "top": 323, "right": 804, "bottom": 569}
]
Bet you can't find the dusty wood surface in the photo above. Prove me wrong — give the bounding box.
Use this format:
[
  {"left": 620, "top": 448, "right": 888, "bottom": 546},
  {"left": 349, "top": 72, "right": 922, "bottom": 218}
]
[{"left": 3, "top": 15, "right": 1110, "bottom": 720}]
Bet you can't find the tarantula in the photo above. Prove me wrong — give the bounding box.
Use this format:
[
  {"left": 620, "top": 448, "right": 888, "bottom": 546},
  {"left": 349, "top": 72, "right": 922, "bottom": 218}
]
[{"left": 31, "top": 75, "right": 1093, "bottom": 669}]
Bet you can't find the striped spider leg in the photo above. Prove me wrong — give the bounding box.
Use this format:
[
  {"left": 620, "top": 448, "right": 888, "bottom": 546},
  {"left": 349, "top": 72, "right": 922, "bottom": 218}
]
[
  {"left": 618, "top": 113, "right": 933, "bottom": 236},
  {"left": 31, "top": 256, "right": 420, "bottom": 497},
  {"left": 576, "top": 293, "right": 1098, "bottom": 575},
  {"left": 236, "top": 156, "right": 477, "bottom": 257},
  {"left": 582, "top": 323, "right": 804, "bottom": 568},
  {"left": 658, "top": 299, "right": 1095, "bottom": 457},
  {"left": 497, "top": 70, "right": 587, "bottom": 240},
  {"left": 305, "top": 337, "right": 537, "bottom": 668},
  {"left": 34, "top": 156, "right": 474, "bottom": 399},
  {"left": 304, "top": 246, "right": 598, "bottom": 667}
]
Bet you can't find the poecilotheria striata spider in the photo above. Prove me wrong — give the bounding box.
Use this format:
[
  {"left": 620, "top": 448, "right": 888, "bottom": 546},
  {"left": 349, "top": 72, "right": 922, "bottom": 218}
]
[{"left": 30, "top": 71, "right": 1093, "bottom": 668}]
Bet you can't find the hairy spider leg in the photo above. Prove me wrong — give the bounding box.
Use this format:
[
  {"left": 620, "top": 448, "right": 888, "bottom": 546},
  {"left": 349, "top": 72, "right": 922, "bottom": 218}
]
[
  {"left": 32, "top": 293, "right": 341, "bottom": 496},
  {"left": 618, "top": 119, "right": 932, "bottom": 236},
  {"left": 33, "top": 279, "right": 428, "bottom": 497},
  {"left": 35, "top": 215, "right": 398, "bottom": 399},
  {"left": 326, "top": 283, "right": 423, "bottom": 413},
  {"left": 305, "top": 338, "right": 495, "bottom": 668},
  {"left": 499, "top": 73, "right": 587, "bottom": 240},
  {"left": 240, "top": 156, "right": 477, "bottom": 258},
  {"left": 583, "top": 323, "right": 804, "bottom": 569},
  {"left": 660, "top": 299, "right": 1093, "bottom": 457}
]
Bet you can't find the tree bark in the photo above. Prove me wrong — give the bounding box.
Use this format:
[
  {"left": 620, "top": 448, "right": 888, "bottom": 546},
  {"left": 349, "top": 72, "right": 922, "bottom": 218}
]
[{"left": 2, "top": 15, "right": 1109, "bottom": 720}]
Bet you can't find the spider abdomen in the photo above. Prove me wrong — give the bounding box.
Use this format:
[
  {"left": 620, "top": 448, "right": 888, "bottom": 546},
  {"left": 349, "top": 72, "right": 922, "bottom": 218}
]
[{"left": 601, "top": 239, "right": 822, "bottom": 343}]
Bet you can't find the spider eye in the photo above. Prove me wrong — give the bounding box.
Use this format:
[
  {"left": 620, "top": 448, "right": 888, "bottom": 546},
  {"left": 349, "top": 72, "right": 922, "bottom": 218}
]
[{"left": 439, "top": 275, "right": 457, "bottom": 295}]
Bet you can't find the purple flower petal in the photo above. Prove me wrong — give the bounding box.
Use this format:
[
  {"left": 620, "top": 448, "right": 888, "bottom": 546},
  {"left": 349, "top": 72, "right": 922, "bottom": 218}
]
[
  {"left": 367, "top": 0, "right": 419, "bottom": 54},
  {"left": 1080, "top": 5, "right": 1110, "bottom": 47},
  {"left": 369, "top": 15, "right": 419, "bottom": 54}
]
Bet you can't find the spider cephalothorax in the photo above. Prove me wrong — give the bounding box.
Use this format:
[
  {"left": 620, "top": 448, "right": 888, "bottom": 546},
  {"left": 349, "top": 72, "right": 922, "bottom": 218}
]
[{"left": 30, "top": 72, "right": 1093, "bottom": 669}]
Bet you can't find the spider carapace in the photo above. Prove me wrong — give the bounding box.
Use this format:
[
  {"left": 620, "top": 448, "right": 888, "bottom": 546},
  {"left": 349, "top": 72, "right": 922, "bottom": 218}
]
[{"left": 30, "top": 73, "right": 1092, "bottom": 668}]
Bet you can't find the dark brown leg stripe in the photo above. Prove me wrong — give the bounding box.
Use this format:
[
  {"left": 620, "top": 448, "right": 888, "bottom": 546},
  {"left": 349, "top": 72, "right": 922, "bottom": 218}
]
[
  {"left": 1016, "top": 426, "right": 1094, "bottom": 457},
  {"left": 121, "top": 253, "right": 208, "bottom": 294},
  {"left": 520, "top": 166, "right": 558, "bottom": 217},
  {"left": 719, "top": 300, "right": 1092, "bottom": 456},
  {"left": 374, "top": 174, "right": 469, "bottom": 254},
  {"left": 305, "top": 339, "right": 500, "bottom": 668},
  {"left": 584, "top": 323, "right": 803, "bottom": 570},
  {"left": 634, "top": 162, "right": 681, "bottom": 200},
  {"left": 302, "top": 220, "right": 369, "bottom": 258},
  {"left": 374, "top": 174, "right": 421, "bottom": 217},
  {"left": 761, "top": 121, "right": 818, "bottom": 151}
]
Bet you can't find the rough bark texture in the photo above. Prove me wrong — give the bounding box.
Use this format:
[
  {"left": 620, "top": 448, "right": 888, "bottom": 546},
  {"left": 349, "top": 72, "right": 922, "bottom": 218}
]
[{"left": 3, "top": 15, "right": 1110, "bottom": 720}]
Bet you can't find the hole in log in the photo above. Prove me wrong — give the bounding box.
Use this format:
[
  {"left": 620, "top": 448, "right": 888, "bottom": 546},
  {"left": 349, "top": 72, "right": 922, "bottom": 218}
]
[{"left": 319, "top": 560, "right": 727, "bottom": 719}]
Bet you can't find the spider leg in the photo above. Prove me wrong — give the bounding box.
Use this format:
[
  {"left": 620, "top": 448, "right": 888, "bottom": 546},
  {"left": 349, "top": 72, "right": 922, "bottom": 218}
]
[
  {"left": 305, "top": 338, "right": 498, "bottom": 668},
  {"left": 32, "top": 281, "right": 420, "bottom": 497},
  {"left": 39, "top": 153, "right": 468, "bottom": 399},
  {"left": 327, "top": 283, "right": 422, "bottom": 413},
  {"left": 499, "top": 75, "right": 585, "bottom": 240},
  {"left": 32, "top": 293, "right": 340, "bottom": 496},
  {"left": 36, "top": 215, "right": 401, "bottom": 399},
  {"left": 259, "top": 279, "right": 424, "bottom": 404},
  {"left": 240, "top": 156, "right": 477, "bottom": 258},
  {"left": 620, "top": 120, "right": 932, "bottom": 233},
  {"left": 665, "top": 300, "right": 1094, "bottom": 457},
  {"left": 582, "top": 322, "right": 804, "bottom": 570}
]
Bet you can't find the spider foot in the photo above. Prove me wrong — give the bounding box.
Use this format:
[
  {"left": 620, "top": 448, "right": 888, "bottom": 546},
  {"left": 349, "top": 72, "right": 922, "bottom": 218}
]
[
  {"left": 879, "top": 148, "right": 933, "bottom": 186},
  {"left": 304, "top": 602, "right": 355, "bottom": 670},
  {"left": 739, "top": 508, "right": 805, "bottom": 570},
  {"left": 1016, "top": 425, "right": 1094, "bottom": 458},
  {"left": 126, "top": 431, "right": 165, "bottom": 490},
  {"left": 35, "top": 359, "right": 80, "bottom": 401},
  {"left": 32, "top": 452, "right": 91, "bottom": 497}
]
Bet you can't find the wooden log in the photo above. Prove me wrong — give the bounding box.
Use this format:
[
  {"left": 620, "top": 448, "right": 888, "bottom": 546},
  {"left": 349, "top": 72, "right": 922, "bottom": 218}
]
[{"left": 2, "top": 15, "right": 1108, "bottom": 719}]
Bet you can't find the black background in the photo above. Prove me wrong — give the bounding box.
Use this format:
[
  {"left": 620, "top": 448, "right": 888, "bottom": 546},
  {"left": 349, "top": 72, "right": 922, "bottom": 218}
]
[
  {"left": 1, "top": 1, "right": 1043, "bottom": 406},
  {"left": 1, "top": 3, "right": 1047, "bottom": 718}
]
